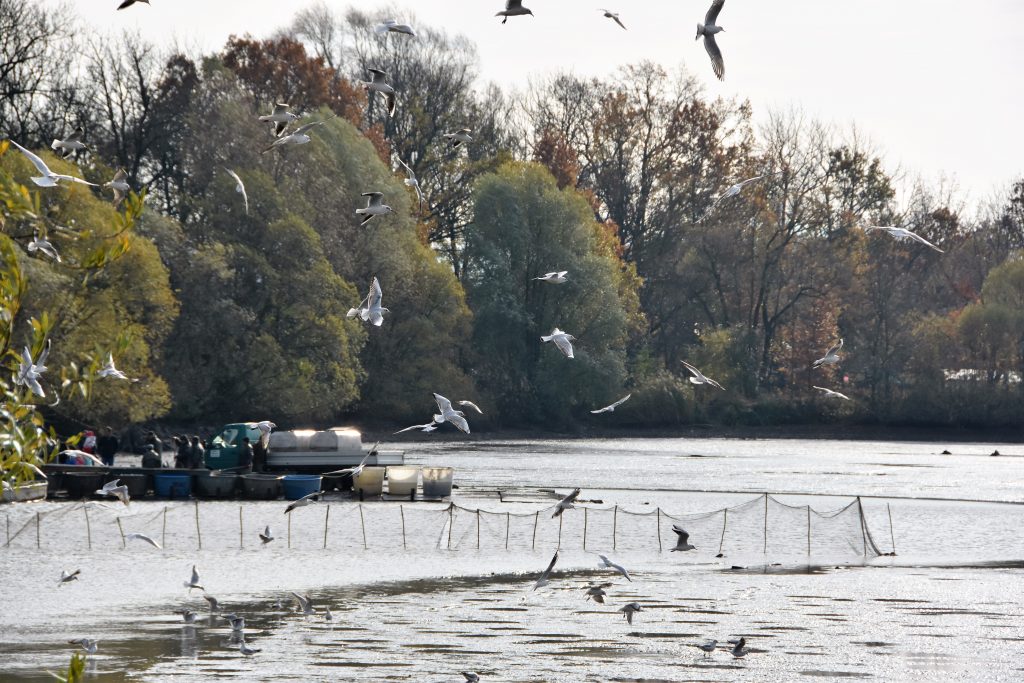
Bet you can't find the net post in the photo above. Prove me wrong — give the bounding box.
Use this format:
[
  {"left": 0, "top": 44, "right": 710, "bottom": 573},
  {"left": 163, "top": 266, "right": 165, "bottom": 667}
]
[
  {"left": 36, "top": 512, "right": 41, "bottom": 549},
  {"left": 717, "top": 508, "right": 727, "bottom": 556},
  {"left": 324, "top": 505, "right": 332, "bottom": 549},
  {"left": 116, "top": 516, "right": 126, "bottom": 549},
  {"left": 857, "top": 497, "right": 867, "bottom": 556},
  {"left": 84, "top": 506, "right": 92, "bottom": 550},
  {"left": 583, "top": 507, "right": 588, "bottom": 551},
  {"left": 194, "top": 501, "right": 202, "bottom": 550},
  {"left": 287, "top": 511, "right": 292, "bottom": 549},
  {"left": 5, "top": 514, "right": 9, "bottom": 547},
  {"left": 448, "top": 504, "right": 454, "bottom": 550},
  {"left": 531, "top": 510, "right": 539, "bottom": 550},
  {"left": 887, "top": 503, "right": 896, "bottom": 555},
  {"left": 656, "top": 508, "right": 662, "bottom": 552},
  {"left": 476, "top": 509, "right": 481, "bottom": 550},
  {"left": 359, "top": 504, "right": 368, "bottom": 550},
  {"left": 613, "top": 505, "right": 618, "bottom": 551},
  {"left": 557, "top": 513, "right": 563, "bottom": 550},
  {"left": 504, "top": 512, "right": 510, "bottom": 550},
  {"left": 161, "top": 507, "right": 167, "bottom": 549},
  {"left": 806, "top": 505, "right": 811, "bottom": 556},
  {"left": 400, "top": 505, "right": 406, "bottom": 550},
  {"left": 762, "top": 493, "right": 768, "bottom": 554},
  {"left": 239, "top": 505, "right": 244, "bottom": 549}
]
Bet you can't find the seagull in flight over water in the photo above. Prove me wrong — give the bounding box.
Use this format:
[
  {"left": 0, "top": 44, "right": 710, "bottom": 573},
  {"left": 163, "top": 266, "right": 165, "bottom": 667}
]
[
  {"left": 696, "top": 0, "right": 726, "bottom": 81},
  {"left": 184, "top": 565, "right": 204, "bottom": 592},
  {"left": 864, "top": 226, "right": 944, "bottom": 253},
  {"left": 812, "top": 339, "right": 843, "bottom": 368},
  {"left": 284, "top": 491, "right": 320, "bottom": 514},
  {"left": 551, "top": 488, "right": 581, "bottom": 518},
  {"left": 259, "top": 525, "right": 274, "bottom": 544},
  {"left": 598, "top": 554, "right": 632, "bottom": 581},
  {"left": 619, "top": 602, "right": 642, "bottom": 625},
  {"left": 591, "top": 394, "right": 631, "bottom": 414},
  {"left": 541, "top": 328, "right": 576, "bottom": 359},
  {"left": 433, "top": 393, "right": 471, "bottom": 433},
  {"left": 681, "top": 360, "right": 724, "bottom": 390},
  {"left": 532, "top": 550, "right": 559, "bottom": 590},
  {"left": 95, "top": 479, "right": 130, "bottom": 505},
  {"left": 58, "top": 569, "right": 81, "bottom": 586},
  {"left": 671, "top": 525, "right": 696, "bottom": 552},
  {"left": 813, "top": 385, "right": 851, "bottom": 400}
]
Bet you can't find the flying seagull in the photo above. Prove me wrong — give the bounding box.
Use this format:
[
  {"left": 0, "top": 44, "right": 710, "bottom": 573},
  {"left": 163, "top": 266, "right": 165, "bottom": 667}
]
[
  {"left": 67, "top": 639, "right": 99, "bottom": 655},
  {"left": 291, "top": 592, "right": 315, "bottom": 616},
  {"left": 323, "top": 451, "right": 373, "bottom": 479},
  {"left": 533, "top": 271, "right": 568, "bottom": 284},
  {"left": 394, "top": 422, "right": 438, "bottom": 434},
  {"left": 58, "top": 569, "right": 81, "bottom": 586},
  {"left": 125, "top": 532, "right": 161, "bottom": 549},
  {"left": 117, "top": 0, "right": 150, "bottom": 10},
  {"left": 361, "top": 69, "right": 397, "bottom": 118},
  {"left": 541, "top": 328, "right": 576, "bottom": 359},
  {"left": 395, "top": 157, "right": 424, "bottom": 214},
  {"left": 98, "top": 353, "right": 129, "bottom": 380},
  {"left": 496, "top": 0, "right": 534, "bottom": 23},
  {"left": 375, "top": 19, "right": 416, "bottom": 36},
  {"left": 458, "top": 400, "right": 484, "bottom": 414},
  {"left": 51, "top": 127, "right": 87, "bottom": 158},
  {"left": 243, "top": 420, "right": 275, "bottom": 450},
  {"left": 671, "top": 525, "right": 696, "bottom": 551},
  {"left": 598, "top": 554, "right": 632, "bottom": 581},
  {"left": 14, "top": 345, "right": 48, "bottom": 397},
  {"left": 599, "top": 9, "right": 627, "bottom": 30},
  {"left": 584, "top": 582, "right": 612, "bottom": 603},
  {"left": 698, "top": 639, "right": 718, "bottom": 657},
  {"left": 355, "top": 192, "right": 394, "bottom": 225},
  {"left": 813, "top": 385, "right": 851, "bottom": 400},
  {"left": 261, "top": 116, "right": 335, "bottom": 154},
  {"left": 701, "top": 173, "right": 779, "bottom": 220},
  {"left": 696, "top": 0, "right": 726, "bottom": 81},
  {"left": 811, "top": 339, "right": 843, "bottom": 369},
  {"left": 223, "top": 168, "right": 248, "bottom": 215},
  {"left": 8, "top": 140, "right": 98, "bottom": 188},
  {"left": 731, "top": 637, "right": 748, "bottom": 658},
  {"left": 259, "top": 103, "right": 299, "bottom": 137},
  {"left": 433, "top": 392, "right": 471, "bottom": 434},
  {"left": 184, "top": 565, "right": 204, "bottom": 592},
  {"left": 681, "top": 360, "right": 724, "bottom": 390},
  {"left": 619, "top": 602, "right": 642, "bottom": 625},
  {"left": 259, "top": 525, "right": 274, "bottom": 544},
  {"left": 104, "top": 168, "right": 131, "bottom": 207},
  {"left": 864, "top": 226, "right": 944, "bottom": 253},
  {"left": 591, "top": 394, "right": 631, "bottom": 414},
  {"left": 346, "top": 277, "right": 389, "bottom": 326},
  {"left": 27, "top": 232, "right": 61, "bottom": 262},
  {"left": 227, "top": 615, "right": 245, "bottom": 632},
  {"left": 95, "top": 479, "right": 130, "bottom": 505},
  {"left": 532, "top": 550, "right": 559, "bottom": 590},
  {"left": 284, "top": 491, "right": 320, "bottom": 514},
  {"left": 442, "top": 128, "right": 474, "bottom": 148},
  {"left": 551, "top": 488, "right": 581, "bottom": 518}
]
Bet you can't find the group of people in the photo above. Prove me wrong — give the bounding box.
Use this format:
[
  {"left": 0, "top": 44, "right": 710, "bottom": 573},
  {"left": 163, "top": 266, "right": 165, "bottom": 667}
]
[
  {"left": 172, "top": 435, "right": 206, "bottom": 469},
  {"left": 60, "top": 427, "right": 268, "bottom": 473}
]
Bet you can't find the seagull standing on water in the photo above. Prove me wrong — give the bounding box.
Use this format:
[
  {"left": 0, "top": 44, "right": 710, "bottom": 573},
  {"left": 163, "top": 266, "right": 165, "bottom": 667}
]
[
  {"left": 591, "top": 394, "right": 631, "bottom": 414},
  {"left": 698, "top": 639, "right": 717, "bottom": 657},
  {"left": 223, "top": 168, "right": 248, "bottom": 215},
  {"left": 864, "top": 226, "right": 944, "bottom": 253},
  {"left": 696, "top": 0, "right": 726, "bottom": 81},
  {"left": 541, "top": 328, "right": 576, "bottom": 359},
  {"left": 681, "top": 361, "right": 724, "bottom": 390},
  {"left": 731, "top": 637, "right": 749, "bottom": 658},
  {"left": 813, "top": 386, "right": 851, "bottom": 400},
  {"left": 599, "top": 10, "right": 627, "bottom": 30},
  {"left": 496, "top": 0, "right": 533, "bottom": 23},
  {"left": 462, "top": 674, "right": 481, "bottom": 683},
  {"left": 9, "top": 140, "right": 98, "bottom": 188},
  {"left": 598, "top": 554, "right": 632, "bottom": 581},
  {"left": 239, "top": 640, "right": 261, "bottom": 655},
  {"left": 532, "top": 550, "right": 559, "bottom": 590},
  {"left": 811, "top": 339, "right": 843, "bottom": 368},
  {"left": 533, "top": 271, "right": 568, "bottom": 284},
  {"left": 619, "top": 602, "right": 642, "bottom": 625},
  {"left": 551, "top": 488, "right": 581, "bottom": 518},
  {"left": 671, "top": 525, "right": 696, "bottom": 551}
]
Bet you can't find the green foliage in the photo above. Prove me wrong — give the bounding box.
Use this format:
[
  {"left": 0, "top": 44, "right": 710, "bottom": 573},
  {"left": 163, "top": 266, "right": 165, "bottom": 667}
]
[{"left": 49, "top": 651, "right": 86, "bottom": 683}]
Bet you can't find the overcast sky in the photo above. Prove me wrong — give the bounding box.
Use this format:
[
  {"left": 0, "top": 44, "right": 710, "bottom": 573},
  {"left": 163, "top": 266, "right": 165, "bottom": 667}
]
[{"left": 64, "top": 0, "right": 1024, "bottom": 208}]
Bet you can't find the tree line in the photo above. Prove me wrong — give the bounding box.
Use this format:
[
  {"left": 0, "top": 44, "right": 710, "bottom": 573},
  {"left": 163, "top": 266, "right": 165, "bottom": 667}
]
[{"left": 2, "top": 1, "right": 1022, "bottom": 433}]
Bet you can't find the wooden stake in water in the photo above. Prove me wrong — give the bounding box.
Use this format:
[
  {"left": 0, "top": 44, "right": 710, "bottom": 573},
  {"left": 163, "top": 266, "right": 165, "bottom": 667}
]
[
  {"left": 656, "top": 508, "right": 662, "bottom": 552},
  {"left": 399, "top": 505, "right": 406, "bottom": 550},
  {"left": 857, "top": 497, "right": 868, "bottom": 556},
  {"left": 887, "top": 503, "right": 897, "bottom": 555},
  {"left": 717, "top": 508, "right": 728, "bottom": 556},
  {"left": 447, "top": 505, "right": 454, "bottom": 550},
  {"left": 531, "top": 511, "right": 539, "bottom": 550},
  {"left": 36, "top": 512, "right": 41, "bottom": 549},
  {"left": 161, "top": 507, "right": 167, "bottom": 549},
  {"left": 359, "top": 504, "right": 367, "bottom": 550},
  {"left": 556, "top": 513, "right": 563, "bottom": 550},
  {"left": 287, "top": 512, "right": 292, "bottom": 549},
  {"left": 806, "top": 505, "right": 811, "bottom": 556},
  {"left": 583, "top": 507, "right": 588, "bottom": 551},
  {"left": 194, "top": 501, "right": 202, "bottom": 550},
  {"left": 762, "top": 493, "right": 769, "bottom": 554},
  {"left": 116, "top": 516, "right": 126, "bottom": 549},
  {"left": 239, "top": 506, "right": 244, "bottom": 549},
  {"left": 476, "top": 509, "right": 481, "bottom": 550},
  {"left": 84, "top": 506, "right": 92, "bottom": 550},
  {"left": 5, "top": 514, "right": 9, "bottom": 547},
  {"left": 324, "top": 505, "right": 331, "bottom": 549},
  {"left": 612, "top": 505, "right": 618, "bottom": 550},
  {"left": 504, "top": 512, "right": 510, "bottom": 550}
]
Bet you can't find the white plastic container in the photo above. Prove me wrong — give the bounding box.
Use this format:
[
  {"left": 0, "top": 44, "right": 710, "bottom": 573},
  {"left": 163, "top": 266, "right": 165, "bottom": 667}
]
[
  {"left": 353, "top": 467, "right": 385, "bottom": 496},
  {"left": 386, "top": 466, "right": 420, "bottom": 497},
  {"left": 421, "top": 467, "right": 454, "bottom": 498}
]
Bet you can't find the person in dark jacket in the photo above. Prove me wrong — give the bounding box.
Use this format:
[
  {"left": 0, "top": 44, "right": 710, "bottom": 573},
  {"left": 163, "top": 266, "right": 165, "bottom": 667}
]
[
  {"left": 252, "top": 437, "right": 268, "bottom": 473},
  {"left": 189, "top": 436, "right": 205, "bottom": 469},
  {"left": 144, "top": 431, "right": 163, "bottom": 459},
  {"left": 238, "top": 437, "right": 254, "bottom": 472},
  {"left": 141, "top": 444, "right": 162, "bottom": 468},
  {"left": 96, "top": 426, "right": 119, "bottom": 467},
  {"left": 173, "top": 435, "right": 191, "bottom": 469}
]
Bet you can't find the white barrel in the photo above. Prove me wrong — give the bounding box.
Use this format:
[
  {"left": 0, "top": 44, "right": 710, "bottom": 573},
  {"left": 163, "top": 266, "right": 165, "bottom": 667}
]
[
  {"left": 386, "top": 466, "right": 420, "bottom": 497},
  {"left": 421, "top": 467, "right": 454, "bottom": 498}
]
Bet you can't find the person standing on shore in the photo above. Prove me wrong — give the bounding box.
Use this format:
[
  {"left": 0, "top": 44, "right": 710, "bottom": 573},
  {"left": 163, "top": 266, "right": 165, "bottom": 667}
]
[
  {"left": 173, "top": 436, "right": 191, "bottom": 469},
  {"left": 238, "top": 437, "right": 254, "bottom": 473},
  {"left": 189, "top": 436, "right": 205, "bottom": 469},
  {"left": 96, "top": 427, "right": 118, "bottom": 467},
  {"left": 252, "top": 436, "right": 268, "bottom": 473}
]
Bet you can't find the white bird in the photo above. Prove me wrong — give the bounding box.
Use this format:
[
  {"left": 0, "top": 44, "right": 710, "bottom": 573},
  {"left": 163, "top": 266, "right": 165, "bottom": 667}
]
[
  {"left": 104, "top": 168, "right": 131, "bottom": 207},
  {"left": 58, "top": 569, "right": 81, "bottom": 586},
  {"left": 394, "top": 422, "right": 438, "bottom": 434},
  {"left": 442, "top": 128, "right": 473, "bottom": 148},
  {"left": 323, "top": 451, "right": 372, "bottom": 478},
  {"left": 228, "top": 615, "right": 245, "bottom": 632},
  {"left": 27, "top": 231, "right": 61, "bottom": 262},
  {"left": 619, "top": 602, "right": 642, "bottom": 625},
  {"left": 698, "top": 639, "right": 717, "bottom": 657},
  {"left": 813, "top": 385, "right": 851, "bottom": 400},
  {"left": 203, "top": 594, "right": 220, "bottom": 612},
  {"left": 223, "top": 168, "right": 248, "bottom": 215},
  {"left": 864, "top": 226, "right": 944, "bottom": 253},
  {"left": 181, "top": 609, "right": 197, "bottom": 624},
  {"left": 730, "top": 637, "right": 748, "bottom": 658},
  {"left": 67, "top": 638, "right": 98, "bottom": 655},
  {"left": 375, "top": 19, "right": 416, "bottom": 36},
  {"left": 95, "top": 479, "right": 130, "bottom": 505},
  {"left": 245, "top": 421, "right": 276, "bottom": 449},
  {"left": 598, "top": 554, "right": 632, "bottom": 581},
  {"left": 14, "top": 344, "right": 48, "bottom": 397},
  {"left": 8, "top": 140, "right": 98, "bottom": 188},
  {"left": 811, "top": 339, "right": 843, "bottom": 369},
  {"left": 261, "top": 116, "right": 335, "bottom": 154},
  {"left": 239, "top": 640, "right": 261, "bottom": 655},
  {"left": 551, "top": 488, "right": 581, "bottom": 518},
  {"left": 457, "top": 400, "right": 484, "bottom": 414},
  {"left": 284, "top": 491, "right": 320, "bottom": 514},
  {"left": 347, "top": 277, "right": 389, "bottom": 326},
  {"left": 258, "top": 103, "right": 299, "bottom": 137},
  {"left": 97, "top": 353, "right": 129, "bottom": 381},
  {"left": 591, "top": 394, "right": 631, "bottom": 414},
  {"left": 532, "top": 550, "right": 558, "bottom": 590},
  {"left": 681, "top": 360, "right": 724, "bottom": 390},
  {"left": 433, "top": 392, "right": 471, "bottom": 434},
  {"left": 355, "top": 192, "right": 394, "bottom": 225},
  {"left": 291, "top": 592, "right": 314, "bottom": 616},
  {"left": 702, "top": 173, "right": 778, "bottom": 220},
  {"left": 695, "top": 0, "right": 726, "bottom": 81},
  {"left": 599, "top": 9, "right": 626, "bottom": 30},
  {"left": 584, "top": 582, "right": 613, "bottom": 604},
  {"left": 51, "top": 127, "right": 87, "bottom": 158},
  {"left": 396, "top": 157, "right": 424, "bottom": 214},
  {"left": 259, "top": 525, "right": 274, "bottom": 544},
  {"left": 496, "top": 0, "right": 533, "bottom": 23},
  {"left": 533, "top": 271, "right": 568, "bottom": 284},
  {"left": 361, "top": 69, "right": 396, "bottom": 117},
  {"left": 125, "top": 532, "right": 161, "bottom": 549},
  {"left": 184, "top": 565, "right": 204, "bottom": 592},
  {"left": 324, "top": 606, "right": 333, "bottom": 622},
  {"left": 671, "top": 525, "right": 696, "bottom": 552},
  {"left": 462, "top": 674, "right": 480, "bottom": 683},
  {"left": 541, "top": 328, "right": 576, "bottom": 359}
]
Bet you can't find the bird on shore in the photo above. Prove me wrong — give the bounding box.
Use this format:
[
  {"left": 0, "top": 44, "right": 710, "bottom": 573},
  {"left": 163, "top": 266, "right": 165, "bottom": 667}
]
[
  {"left": 104, "top": 168, "right": 131, "bottom": 207},
  {"left": 239, "top": 640, "right": 261, "bottom": 655},
  {"left": 58, "top": 569, "right": 81, "bottom": 586},
  {"left": 203, "top": 594, "right": 220, "bottom": 612},
  {"left": 496, "top": 0, "right": 533, "bottom": 23},
  {"left": 261, "top": 116, "right": 335, "bottom": 154},
  {"left": 223, "top": 168, "right": 248, "bottom": 215},
  {"left": 681, "top": 360, "right": 724, "bottom": 390},
  {"left": 532, "top": 550, "right": 558, "bottom": 590},
  {"left": 284, "top": 491, "right": 320, "bottom": 514},
  {"left": 864, "top": 226, "right": 944, "bottom": 253},
  {"left": 51, "top": 127, "right": 87, "bottom": 158},
  {"left": 813, "top": 385, "right": 851, "bottom": 400},
  {"left": 375, "top": 19, "right": 416, "bottom": 36},
  {"left": 117, "top": 0, "right": 150, "bottom": 10},
  {"left": 591, "top": 394, "right": 631, "bottom": 414},
  {"left": 671, "top": 525, "right": 696, "bottom": 551},
  {"left": 533, "top": 271, "right": 568, "bottom": 284},
  {"left": 433, "top": 392, "right": 471, "bottom": 434},
  {"left": 181, "top": 609, "right": 197, "bottom": 624},
  {"left": 730, "top": 636, "right": 749, "bottom": 658},
  {"left": 361, "top": 69, "right": 397, "bottom": 117},
  {"left": 325, "top": 606, "right": 334, "bottom": 623},
  {"left": 228, "top": 615, "right": 245, "bottom": 632},
  {"left": 98, "top": 353, "right": 129, "bottom": 381},
  {"left": 184, "top": 565, "right": 204, "bottom": 592},
  {"left": 541, "top": 328, "right": 576, "bottom": 359},
  {"left": 811, "top": 339, "right": 843, "bottom": 368},
  {"left": 124, "top": 532, "right": 161, "bottom": 548},
  {"left": 598, "top": 554, "right": 632, "bottom": 581},
  {"left": 599, "top": 9, "right": 626, "bottom": 30},
  {"left": 698, "top": 639, "right": 717, "bottom": 657},
  {"left": 551, "top": 488, "right": 581, "bottom": 518},
  {"left": 696, "top": 0, "right": 726, "bottom": 81},
  {"left": 619, "top": 602, "right": 642, "bottom": 625},
  {"left": 259, "top": 103, "right": 299, "bottom": 137},
  {"left": 67, "top": 639, "right": 98, "bottom": 655},
  {"left": 443, "top": 128, "right": 474, "bottom": 148},
  {"left": 259, "top": 525, "right": 274, "bottom": 544},
  {"left": 291, "top": 592, "right": 315, "bottom": 616},
  {"left": 27, "top": 231, "right": 61, "bottom": 262},
  {"left": 9, "top": 140, "right": 98, "bottom": 188},
  {"left": 355, "top": 192, "right": 394, "bottom": 225},
  {"left": 396, "top": 157, "right": 424, "bottom": 214},
  {"left": 462, "top": 674, "right": 480, "bottom": 683}
]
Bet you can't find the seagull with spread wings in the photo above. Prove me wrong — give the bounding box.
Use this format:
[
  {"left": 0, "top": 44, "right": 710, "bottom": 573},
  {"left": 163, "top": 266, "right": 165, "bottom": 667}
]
[
  {"left": 375, "top": 19, "right": 416, "bottom": 36},
  {"left": 442, "top": 128, "right": 474, "bottom": 148},
  {"left": 532, "top": 550, "right": 559, "bottom": 590},
  {"left": 696, "top": 0, "right": 726, "bottom": 81},
  {"left": 259, "top": 103, "right": 299, "bottom": 137},
  {"left": 261, "top": 116, "right": 335, "bottom": 154},
  {"left": 51, "top": 127, "right": 87, "bottom": 158},
  {"left": 864, "top": 226, "right": 944, "bottom": 253},
  {"left": 8, "top": 140, "right": 98, "bottom": 188},
  {"left": 591, "top": 394, "right": 631, "bottom": 414},
  {"left": 541, "top": 328, "right": 576, "bottom": 359},
  {"left": 813, "top": 386, "right": 851, "bottom": 400},
  {"left": 223, "top": 168, "right": 249, "bottom": 215},
  {"left": 671, "top": 525, "right": 696, "bottom": 551},
  {"left": 104, "top": 168, "right": 131, "bottom": 207},
  {"left": 355, "top": 192, "right": 394, "bottom": 225},
  {"left": 551, "top": 488, "right": 581, "bottom": 518},
  {"left": 534, "top": 271, "right": 568, "bottom": 284},
  {"left": 681, "top": 360, "right": 724, "bottom": 390},
  {"left": 433, "top": 392, "right": 471, "bottom": 433},
  {"left": 396, "top": 157, "right": 424, "bottom": 214},
  {"left": 812, "top": 339, "right": 843, "bottom": 368},
  {"left": 599, "top": 9, "right": 627, "bottom": 30},
  {"left": 361, "top": 69, "right": 397, "bottom": 118},
  {"left": 27, "top": 231, "right": 61, "bottom": 262},
  {"left": 496, "top": 0, "right": 534, "bottom": 23}
]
